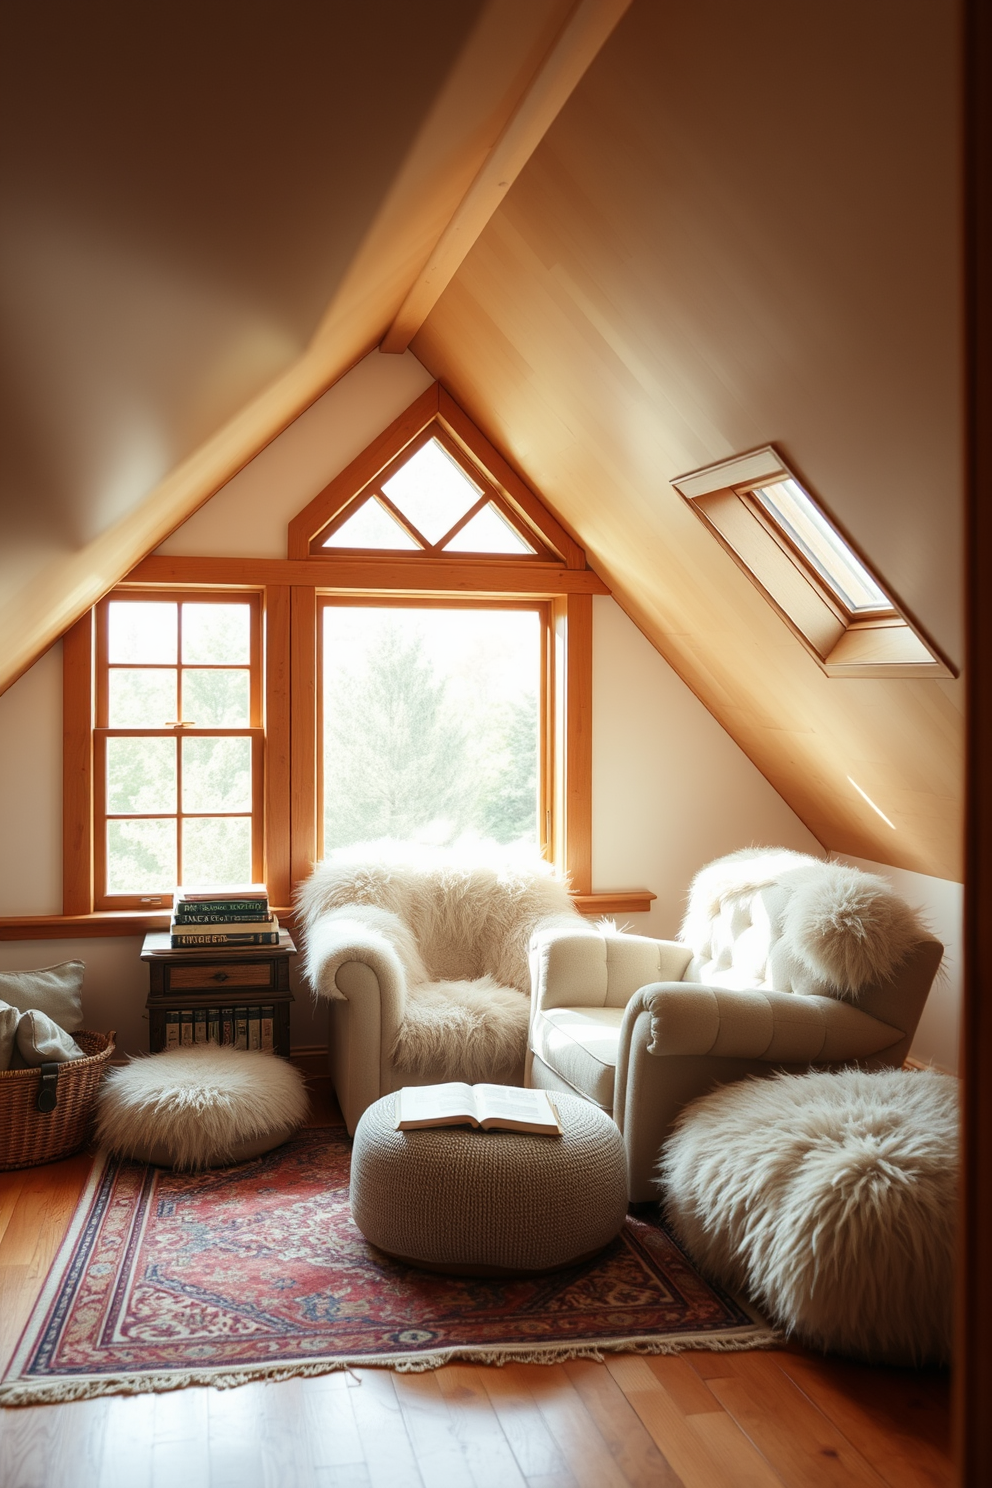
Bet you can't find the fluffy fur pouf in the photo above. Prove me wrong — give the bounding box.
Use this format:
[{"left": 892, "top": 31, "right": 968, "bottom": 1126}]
[
  {"left": 95, "top": 1045, "right": 309, "bottom": 1171},
  {"left": 659, "top": 1067, "right": 958, "bottom": 1365},
  {"left": 298, "top": 842, "right": 579, "bottom": 1082},
  {"left": 680, "top": 848, "right": 932, "bottom": 998}
]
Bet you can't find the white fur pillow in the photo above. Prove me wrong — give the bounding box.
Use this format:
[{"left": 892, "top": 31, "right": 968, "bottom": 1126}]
[
  {"left": 95, "top": 1045, "right": 310, "bottom": 1171},
  {"left": 659, "top": 1067, "right": 958, "bottom": 1365}
]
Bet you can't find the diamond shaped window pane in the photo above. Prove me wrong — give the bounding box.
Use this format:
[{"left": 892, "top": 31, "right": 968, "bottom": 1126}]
[
  {"left": 323, "top": 497, "right": 420, "bottom": 550},
  {"left": 381, "top": 439, "right": 481, "bottom": 544},
  {"left": 444, "top": 503, "right": 536, "bottom": 555}
]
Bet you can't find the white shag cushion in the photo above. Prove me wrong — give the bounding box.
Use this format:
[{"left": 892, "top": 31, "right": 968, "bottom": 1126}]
[
  {"left": 659, "top": 1067, "right": 958, "bottom": 1365},
  {"left": 680, "top": 849, "right": 931, "bottom": 999},
  {"left": 95, "top": 1045, "right": 310, "bottom": 1171}
]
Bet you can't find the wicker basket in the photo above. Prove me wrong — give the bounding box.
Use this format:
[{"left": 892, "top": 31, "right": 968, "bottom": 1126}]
[{"left": 0, "top": 1030, "right": 116, "bottom": 1171}]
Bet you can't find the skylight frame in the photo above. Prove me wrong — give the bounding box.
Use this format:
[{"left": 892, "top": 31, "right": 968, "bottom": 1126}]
[{"left": 671, "top": 446, "right": 955, "bottom": 679}]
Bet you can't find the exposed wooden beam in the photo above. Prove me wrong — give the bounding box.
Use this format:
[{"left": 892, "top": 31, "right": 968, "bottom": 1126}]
[
  {"left": 380, "top": 0, "right": 632, "bottom": 355},
  {"left": 0, "top": 0, "right": 580, "bottom": 699}
]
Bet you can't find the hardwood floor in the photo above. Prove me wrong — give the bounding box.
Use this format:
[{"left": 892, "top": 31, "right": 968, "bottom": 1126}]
[{"left": 0, "top": 1079, "right": 953, "bottom": 1488}]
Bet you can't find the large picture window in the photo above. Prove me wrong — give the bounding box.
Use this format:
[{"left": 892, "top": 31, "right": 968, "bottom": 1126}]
[
  {"left": 93, "top": 591, "right": 262, "bottom": 909},
  {"left": 320, "top": 601, "right": 545, "bottom": 855}
]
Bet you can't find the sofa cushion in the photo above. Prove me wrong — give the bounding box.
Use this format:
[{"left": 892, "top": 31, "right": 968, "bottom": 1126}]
[
  {"left": 0, "top": 961, "right": 85, "bottom": 1031},
  {"left": 530, "top": 1005, "right": 625, "bottom": 1109}
]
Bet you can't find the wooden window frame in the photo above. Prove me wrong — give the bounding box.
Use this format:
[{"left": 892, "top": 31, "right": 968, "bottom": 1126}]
[
  {"left": 92, "top": 590, "right": 264, "bottom": 912},
  {"left": 316, "top": 594, "right": 552, "bottom": 862},
  {"left": 15, "top": 383, "right": 653, "bottom": 941},
  {"left": 672, "top": 446, "right": 956, "bottom": 679}
]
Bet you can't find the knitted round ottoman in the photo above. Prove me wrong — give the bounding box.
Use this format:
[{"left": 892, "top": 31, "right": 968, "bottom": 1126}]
[
  {"left": 659, "top": 1067, "right": 958, "bottom": 1365},
  {"left": 95, "top": 1044, "right": 309, "bottom": 1170},
  {"left": 351, "top": 1089, "right": 628, "bottom": 1275}
]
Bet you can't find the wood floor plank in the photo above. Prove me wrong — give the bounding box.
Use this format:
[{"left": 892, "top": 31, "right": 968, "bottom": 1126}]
[
  {"left": 514, "top": 1361, "right": 639, "bottom": 1488},
  {"left": 431, "top": 1365, "right": 529, "bottom": 1488},
  {"left": 604, "top": 1356, "right": 777, "bottom": 1488},
  {"left": 97, "top": 1392, "right": 157, "bottom": 1488},
  {"left": 0, "top": 1403, "right": 54, "bottom": 1488},
  {"left": 208, "top": 1382, "right": 266, "bottom": 1488},
  {"left": 687, "top": 1410, "right": 785, "bottom": 1488},
  {"left": 347, "top": 1368, "right": 425, "bottom": 1488},
  {"left": 774, "top": 1354, "right": 953, "bottom": 1488},
  {"left": 44, "top": 1396, "right": 109, "bottom": 1488},
  {"left": 479, "top": 1365, "right": 578, "bottom": 1485},
  {"left": 300, "top": 1372, "right": 366, "bottom": 1472},
  {"left": 645, "top": 1354, "right": 727, "bottom": 1416},
  {"left": 702, "top": 1355, "right": 892, "bottom": 1488},
  {"left": 0, "top": 1171, "right": 28, "bottom": 1249},
  {"left": 562, "top": 1358, "right": 684, "bottom": 1487},
  {"left": 152, "top": 1385, "right": 211, "bottom": 1488},
  {"left": 392, "top": 1370, "right": 479, "bottom": 1488}
]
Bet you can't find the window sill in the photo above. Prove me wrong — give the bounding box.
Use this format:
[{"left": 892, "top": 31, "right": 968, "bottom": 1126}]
[{"left": 0, "top": 890, "right": 657, "bottom": 940}]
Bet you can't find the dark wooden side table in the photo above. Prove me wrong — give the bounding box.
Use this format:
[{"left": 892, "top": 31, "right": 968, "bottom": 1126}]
[{"left": 141, "top": 930, "right": 296, "bottom": 1059}]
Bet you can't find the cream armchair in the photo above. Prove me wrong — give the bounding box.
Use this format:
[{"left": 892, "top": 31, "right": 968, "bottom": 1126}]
[
  {"left": 527, "top": 849, "right": 943, "bottom": 1200},
  {"left": 298, "top": 844, "right": 581, "bottom": 1133}
]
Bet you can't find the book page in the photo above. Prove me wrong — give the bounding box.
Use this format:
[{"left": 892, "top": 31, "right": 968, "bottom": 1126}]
[
  {"left": 396, "top": 1082, "right": 477, "bottom": 1125},
  {"left": 474, "top": 1085, "right": 558, "bottom": 1126}
]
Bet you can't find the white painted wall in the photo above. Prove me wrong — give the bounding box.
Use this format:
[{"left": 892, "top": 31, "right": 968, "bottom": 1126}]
[
  {"left": 592, "top": 596, "right": 822, "bottom": 937},
  {"left": 0, "top": 348, "right": 957, "bottom": 1071},
  {"left": 833, "top": 853, "right": 961, "bottom": 1075},
  {"left": 0, "top": 642, "right": 62, "bottom": 915},
  {"left": 158, "top": 350, "right": 433, "bottom": 557}
]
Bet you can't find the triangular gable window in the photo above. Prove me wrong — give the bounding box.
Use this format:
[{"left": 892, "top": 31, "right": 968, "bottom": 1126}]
[
  {"left": 291, "top": 386, "right": 570, "bottom": 563},
  {"left": 444, "top": 503, "right": 536, "bottom": 554},
  {"left": 381, "top": 438, "right": 481, "bottom": 544},
  {"left": 323, "top": 496, "right": 420, "bottom": 550}
]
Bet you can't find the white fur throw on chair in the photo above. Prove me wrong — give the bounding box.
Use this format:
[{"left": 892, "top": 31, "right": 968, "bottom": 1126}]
[
  {"left": 659, "top": 1067, "right": 958, "bottom": 1365},
  {"left": 298, "top": 842, "right": 579, "bottom": 1084},
  {"left": 680, "top": 848, "right": 932, "bottom": 999}
]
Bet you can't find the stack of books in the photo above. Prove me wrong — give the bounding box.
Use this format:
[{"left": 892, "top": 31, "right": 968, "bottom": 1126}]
[{"left": 170, "top": 884, "right": 280, "bottom": 948}]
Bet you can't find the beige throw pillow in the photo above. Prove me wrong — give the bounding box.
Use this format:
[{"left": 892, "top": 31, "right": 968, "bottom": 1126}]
[
  {"left": 0, "top": 1001, "right": 19, "bottom": 1071},
  {"left": 14, "top": 1009, "right": 86, "bottom": 1067},
  {"left": 0, "top": 962, "right": 85, "bottom": 1031}
]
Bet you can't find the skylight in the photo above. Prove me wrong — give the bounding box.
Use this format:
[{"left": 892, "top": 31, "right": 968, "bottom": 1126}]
[{"left": 750, "top": 478, "right": 892, "bottom": 615}]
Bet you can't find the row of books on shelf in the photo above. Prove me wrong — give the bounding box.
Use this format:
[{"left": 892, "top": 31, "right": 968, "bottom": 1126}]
[
  {"left": 164, "top": 1005, "right": 276, "bottom": 1051},
  {"left": 170, "top": 883, "right": 280, "bottom": 947}
]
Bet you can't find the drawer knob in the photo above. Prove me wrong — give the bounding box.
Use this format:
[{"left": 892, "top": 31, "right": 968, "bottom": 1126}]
[{"left": 212, "top": 971, "right": 229, "bottom": 982}]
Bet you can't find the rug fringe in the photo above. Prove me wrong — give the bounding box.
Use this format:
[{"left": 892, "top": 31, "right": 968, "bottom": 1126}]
[{"left": 0, "top": 1328, "right": 781, "bottom": 1407}]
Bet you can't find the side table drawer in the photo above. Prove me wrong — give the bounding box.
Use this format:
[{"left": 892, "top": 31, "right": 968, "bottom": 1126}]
[{"left": 165, "top": 962, "right": 276, "bottom": 992}]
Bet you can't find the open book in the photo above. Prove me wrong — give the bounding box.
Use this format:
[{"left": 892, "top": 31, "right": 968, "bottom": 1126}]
[{"left": 395, "top": 1082, "right": 563, "bottom": 1136}]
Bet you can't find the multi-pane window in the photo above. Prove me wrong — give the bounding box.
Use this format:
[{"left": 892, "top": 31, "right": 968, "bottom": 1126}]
[
  {"left": 314, "top": 432, "right": 544, "bottom": 557},
  {"left": 320, "top": 602, "right": 545, "bottom": 855},
  {"left": 94, "top": 592, "right": 262, "bottom": 907}
]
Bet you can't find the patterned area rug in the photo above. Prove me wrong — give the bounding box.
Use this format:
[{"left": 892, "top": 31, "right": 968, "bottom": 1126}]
[{"left": 1, "top": 1128, "right": 775, "bottom": 1404}]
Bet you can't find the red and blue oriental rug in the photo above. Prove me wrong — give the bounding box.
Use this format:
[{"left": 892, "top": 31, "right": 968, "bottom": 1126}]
[{"left": 1, "top": 1128, "right": 774, "bottom": 1404}]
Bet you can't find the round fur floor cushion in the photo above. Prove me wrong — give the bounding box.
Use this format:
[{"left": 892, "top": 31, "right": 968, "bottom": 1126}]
[
  {"left": 298, "top": 843, "right": 579, "bottom": 1080},
  {"left": 95, "top": 1045, "right": 310, "bottom": 1170},
  {"left": 659, "top": 1067, "right": 958, "bottom": 1365}
]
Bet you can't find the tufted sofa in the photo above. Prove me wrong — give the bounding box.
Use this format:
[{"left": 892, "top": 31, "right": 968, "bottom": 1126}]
[{"left": 526, "top": 848, "right": 943, "bottom": 1199}]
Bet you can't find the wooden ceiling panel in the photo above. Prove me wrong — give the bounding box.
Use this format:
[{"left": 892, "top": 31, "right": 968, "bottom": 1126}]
[{"left": 414, "top": 0, "right": 964, "bottom": 877}]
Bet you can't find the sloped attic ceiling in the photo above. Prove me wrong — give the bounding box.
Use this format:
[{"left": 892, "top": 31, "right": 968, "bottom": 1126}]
[
  {"left": 0, "top": 0, "right": 481, "bottom": 595},
  {"left": 0, "top": 0, "right": 622, "bottom": 688},
  {"left": 414, "top": 0, "right": 965, "bottom": 880}
]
